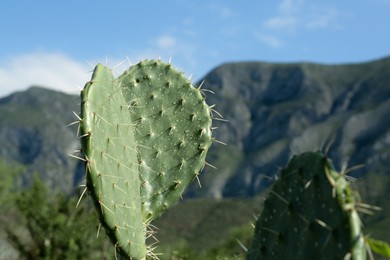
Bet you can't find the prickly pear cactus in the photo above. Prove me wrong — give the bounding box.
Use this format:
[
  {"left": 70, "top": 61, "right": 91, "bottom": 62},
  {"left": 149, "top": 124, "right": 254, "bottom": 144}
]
[
  {"left": 79, "top": 60, "right": 213, "bottom": 259},
  {"left": 247, "top": 152, "right": 366, "bottom": 260},
  {"left": 117, "top": 60, "right": 212, "bottom": 221},
  {"left": 80, "top": 64, "right": 146, "bottom": 258}
]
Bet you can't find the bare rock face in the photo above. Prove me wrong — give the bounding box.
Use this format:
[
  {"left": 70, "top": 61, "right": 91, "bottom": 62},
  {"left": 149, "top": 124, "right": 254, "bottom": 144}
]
[
  {"left": 185, "top": 57, "right": 390, "bottom": 198},
  {"left": 0, "top": 86, "right": 83, "bottom": 192},
  {"left": 1, "top": 57, "right": 390, "bottom": 197}
]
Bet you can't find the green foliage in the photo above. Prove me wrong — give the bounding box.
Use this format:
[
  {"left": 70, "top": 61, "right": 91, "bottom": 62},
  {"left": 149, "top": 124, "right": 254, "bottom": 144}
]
[
  {"left": 356, "top": 171, "right": 390, "bottom": 243},
  {"left": 3, "top": 174, "right": 112, "bottom": 259},
  {"left": 366, "top": 237, "right": 390, "bottom": 259},
  {"left": 80, "top": 60, "right": 213, "bottom": 259},
  {"left": 201, "top": 224, "right": 252, "bottom": 259},
  {"left": 248, "top": 152, "right": 366, "bottom": 260},
  {"left": 151, "top": 196, "right": 263, "bottom": 259},
  {"left": 0, "top": 158, "right": 23, "bottom": 208},
  {"left": 157, "top": 224, "right": 251, "bottom": 260}
]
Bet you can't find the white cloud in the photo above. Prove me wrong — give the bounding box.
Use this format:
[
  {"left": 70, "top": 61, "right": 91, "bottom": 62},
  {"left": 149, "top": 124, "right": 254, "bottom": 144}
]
[
  {"left": 220, "top": 7, "right": 234, "bottom": 19},
  {"left": 306, "top": 8, "right": 341, "bottom": 29},
  {"left": 278, "top": 0, "right": 303, "bottom": 14},
  {"left": 264, "top": 0, "right": 302, "bottom": 31},
  {"left": 156, "top": 36, "right": 177, "bottom": 49},
  {"left": 207, "top": 2, "right": 235, "bottom": 19},
  {"left": 0, "top": 46, "right": 202, "bottom": 99},
  {"left": 0, "top": 52, "right": 90, "bottom": 97},
  {"left": 264, "top": 0, "right": 343, "bottom": 32},
  {"left": 111, "top": 36, "right": 199, "bottom": 79},
  {"left": 257, "top": 34, "right": 284, "bottom": 49},
  {"left": 265, "top": 16, "right": 297, "bottom": 31}
]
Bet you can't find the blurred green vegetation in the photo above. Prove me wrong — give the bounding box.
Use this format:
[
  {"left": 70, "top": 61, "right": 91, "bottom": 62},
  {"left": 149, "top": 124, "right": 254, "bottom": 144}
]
[
  {"left": 0, "top": 160, "right": 112, "bottom": 259},
  {"left": 0, "top": 159, "right": 23, "bottom": 208},
  {"left": 0, "top": 158, "right": 389, "bottom": 259}
]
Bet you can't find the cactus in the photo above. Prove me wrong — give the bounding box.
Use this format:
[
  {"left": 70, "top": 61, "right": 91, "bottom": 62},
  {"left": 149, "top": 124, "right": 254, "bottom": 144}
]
[
  {"left": 247, "top": 152, "right": 366, "bottom": 260},
  {"left": 79, "top": 60, "right": 213, "bottom": 259},
  {"left": 80, "top": 64, "right": 146, "bottom": 258},
  {"left": 117, "top": 60, "right": 213, "bottom": 221}
]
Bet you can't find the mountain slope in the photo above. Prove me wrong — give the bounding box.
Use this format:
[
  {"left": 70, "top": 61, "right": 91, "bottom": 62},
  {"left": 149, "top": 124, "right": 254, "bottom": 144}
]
[
  {"left": 185, "top": 56, "right": 390, "bottom": 198},
  {"left": 1, "top": 58, "right": 390, "bottom": 259},
  {"left": 0, "top": 57, "right": 389, "bottom": 198},
  {"left": 0, "top": 86, "right": 82, "bottom": 192}
]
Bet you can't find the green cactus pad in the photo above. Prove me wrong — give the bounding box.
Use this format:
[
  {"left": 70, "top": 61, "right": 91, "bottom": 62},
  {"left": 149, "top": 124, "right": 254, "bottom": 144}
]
[
  {"left": 248, "top": 152, "right": 366, "bottom": 260},
  {"left": 80, "top": 64, "right": 146, "bottom": 259},
  {"left": 116, "top": 59, "right": 213, "bottom": 221},
  {"left": 80, "top": 60, "right": 213, "bottom": 259}
]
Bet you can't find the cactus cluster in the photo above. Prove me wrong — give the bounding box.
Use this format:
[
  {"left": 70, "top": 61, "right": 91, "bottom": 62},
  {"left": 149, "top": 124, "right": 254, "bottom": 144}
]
[
  {"left": 79, "top": 60, "right": 213, "bottom": 259},
  {"left": 247, "top": 152, "right": 366, "bottom": 260},
  {"left": 78, "top": 59, "right": 388, "bottom": 260}
]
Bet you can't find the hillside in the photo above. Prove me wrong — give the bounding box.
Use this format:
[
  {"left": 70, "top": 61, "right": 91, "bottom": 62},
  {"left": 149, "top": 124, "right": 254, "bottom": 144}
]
[
  {"left": 0, "top": 57, "right": 389, "bottom": 199},
  {"left": 1, "top": 57, "right": 390, "bottom": 258},
  {"left": 186, "top": 56, "right": 390, "bottom": 199},
  {"left": 0, "top": 87, "right": 82, "bottom": 192}
]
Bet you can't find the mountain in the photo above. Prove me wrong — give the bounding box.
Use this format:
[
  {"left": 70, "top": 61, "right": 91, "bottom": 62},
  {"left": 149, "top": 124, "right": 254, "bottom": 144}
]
[
  {"left": 0, "top": 86, "right": 83, "bottom": 192},
  {"left": 0, "top": 57, "right": 389, "bottom": 198},
  {"left": 186, "top": 56, "right": 390, "bottom": 198}
]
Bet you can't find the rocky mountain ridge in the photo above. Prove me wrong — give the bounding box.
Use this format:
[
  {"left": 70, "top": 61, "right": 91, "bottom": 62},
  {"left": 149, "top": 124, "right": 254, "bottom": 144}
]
[
  {"left": 0, "top": 87, "right": 81, "bottom": 192},
  {"left": 187, "top": 56, "right": 390, "bottom": 198},
  {"left": 1, "top": 56, "right": 389, "bottom": 198}
]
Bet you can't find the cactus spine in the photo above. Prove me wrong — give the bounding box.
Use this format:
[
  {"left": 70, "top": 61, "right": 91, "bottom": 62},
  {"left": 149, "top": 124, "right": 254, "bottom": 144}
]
[
  {"left": 79, "top": 60, "right": 213, "bottom": 259},
  {"left": 247, "top": 152, "right": 366, "bottom": 260}
]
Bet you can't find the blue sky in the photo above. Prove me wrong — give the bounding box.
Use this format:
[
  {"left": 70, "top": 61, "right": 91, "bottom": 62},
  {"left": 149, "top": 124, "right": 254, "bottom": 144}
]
[{"left": 0, "top": 0, "right": 389, "bottom": 97}]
